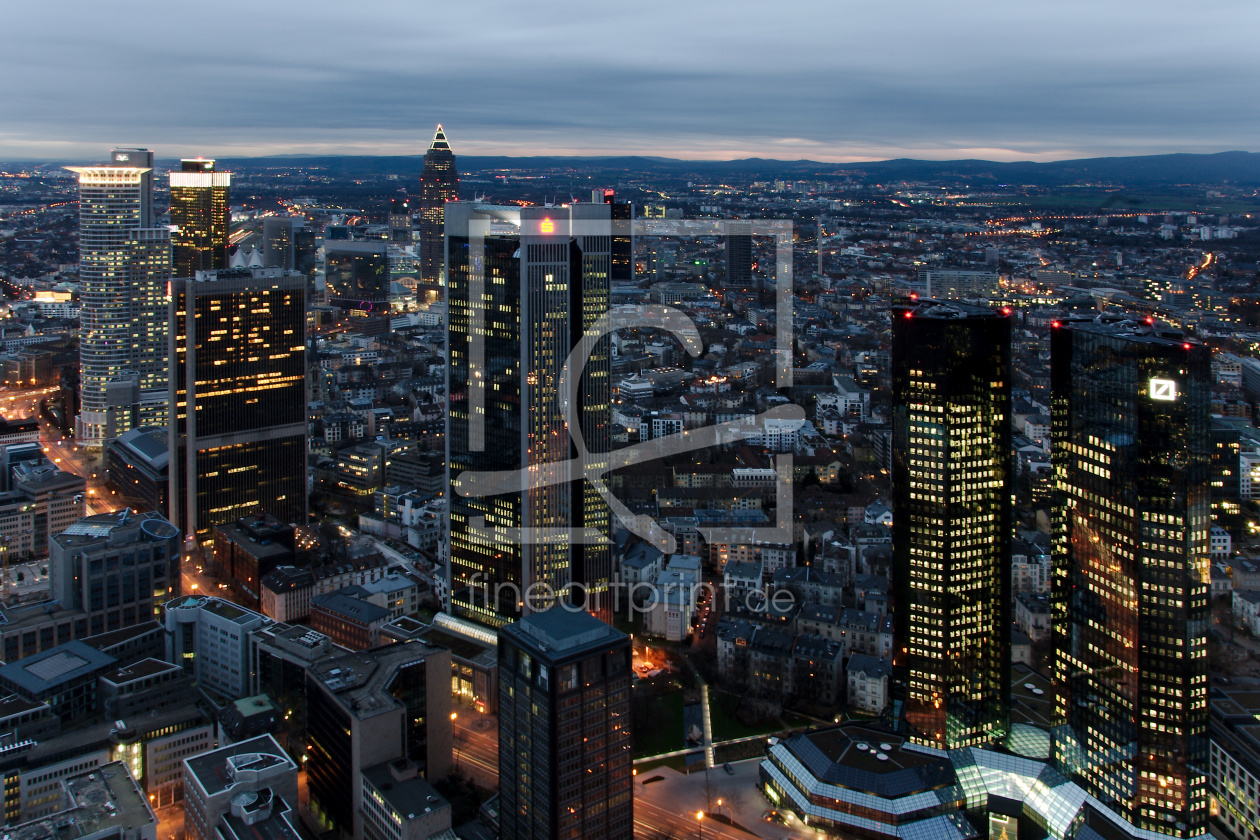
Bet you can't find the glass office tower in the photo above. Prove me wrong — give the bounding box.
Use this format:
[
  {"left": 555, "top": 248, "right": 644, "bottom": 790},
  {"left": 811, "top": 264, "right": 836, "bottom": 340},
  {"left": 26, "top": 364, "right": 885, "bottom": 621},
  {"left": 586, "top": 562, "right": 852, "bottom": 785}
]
[
  {"left": 1051, "top": 315, "right": 1210, "bottom": 838},
  {"left": 446, "top": 202, "right": 612, "bottom": 626},
  {"left": 67, "top": 149, "right": 171, "bottom": 446},
  {"left": 323, "top": 242, "right": 390, "bottom": 314},
  {"left": 170, "top": 268, "right": 308, "bottom": 545},
  {"left": 891, "top": 298, "right": 1011, "bottom": 750},
  {"left": 169, "top": 158, "right": 230, "bottom": 278}
]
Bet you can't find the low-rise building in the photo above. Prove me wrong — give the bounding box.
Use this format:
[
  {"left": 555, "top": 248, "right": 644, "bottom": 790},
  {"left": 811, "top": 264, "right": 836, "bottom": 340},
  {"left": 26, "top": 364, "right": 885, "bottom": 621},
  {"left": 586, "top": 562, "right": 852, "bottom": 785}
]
[
  {"left": 3, "top": 762, "right": 157, "bottom": 840},
  {"left": 310, "top": 592, "right": 392, "bottom": 651},
  {"left": 210, "top": 514, "right": 295, "bottom": 609},
  {"left": 1233, "top": 590, "right": 1260, "bottom": 636},
  {"left": 771, "top": 566, "right": 845, "bottom": 609},
  {"left": 1212, "top": 524, "right": 1233, "bottom": 560},
  {"left": 723, "top": 560, "right": 763, "bottom": 606},
  {"left": 361, "top": 760, "right": 455, "bottom": 840},
  {"left": 183, "top": 734, "right": 299, "bottom": 840},
  {"left": 642, "top": 585, "right": 692, "bottom": 642},
  {"left": 1015, "top": 591, "right": 1051, "bottom": 642},
  {"left": 259, "top": 565, "right": 316, "bottom": 622},
  {"left": 791, "top": 604, "right": 894, "bottom": 659},
  {"left": 164, "top": 596, "right": 272, "bottom": 700},
  {"left": 845, "top": 653, "right": 890, "bottom": 714}
]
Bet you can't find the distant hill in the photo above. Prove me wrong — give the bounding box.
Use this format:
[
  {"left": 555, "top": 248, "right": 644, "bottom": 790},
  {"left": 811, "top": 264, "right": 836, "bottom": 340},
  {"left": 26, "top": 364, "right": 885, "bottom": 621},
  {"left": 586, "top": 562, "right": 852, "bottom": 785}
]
[{"left": 192, "top": 150, "right": 1260, "bottom": 187}]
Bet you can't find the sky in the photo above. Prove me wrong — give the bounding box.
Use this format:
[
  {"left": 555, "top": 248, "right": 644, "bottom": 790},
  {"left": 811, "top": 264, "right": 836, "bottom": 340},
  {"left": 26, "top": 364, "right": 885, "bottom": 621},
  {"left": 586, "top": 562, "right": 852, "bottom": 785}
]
[{"left": 1, "top": 0, "right": 1257, "bottom": 163}]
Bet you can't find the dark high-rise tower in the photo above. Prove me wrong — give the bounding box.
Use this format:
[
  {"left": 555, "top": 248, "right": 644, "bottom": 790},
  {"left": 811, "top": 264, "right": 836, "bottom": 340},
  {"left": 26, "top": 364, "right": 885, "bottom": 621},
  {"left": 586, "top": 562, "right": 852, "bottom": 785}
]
[
  {"left": 892, "top": 298, "right": 1011, "bottom": 750},
  {"left": 169, "top": 158, "right": 230, "bottom": 278},
  {"left": 389, "top": 198, "right": 412, "bottom": 243},
  {"left": 446, "top": 203, "right": 612, "bottom": 627},
  {"left": 418, "top": 124, "right": 459, "bottom": 288},
  {"left": 169, "top": 267, "right": 308, "bottom": 546},
  {"left": 593, "top": 189, "right": 634, "bottom": 283},
  {"left": 323, "top": 242, "right": 390, "bottom": 314},
  {"left": 498, "top": 608, "right": 633, "bottom": 840},
  {"left": 262, "top": 216, "right": 302, "bottom": 270},
  {"left": 1051, "top": 315, "right": 1210, "bottom": 838},
  {"left": 724, "top": 220, "right": 753, "bottom": 289}
]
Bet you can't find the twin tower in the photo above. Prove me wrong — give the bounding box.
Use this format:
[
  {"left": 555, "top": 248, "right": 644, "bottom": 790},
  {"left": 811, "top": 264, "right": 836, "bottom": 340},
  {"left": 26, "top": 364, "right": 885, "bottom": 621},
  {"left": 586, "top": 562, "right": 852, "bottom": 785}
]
[{"left": 893, "top": 299, "right": 1210, "bottom": 836}]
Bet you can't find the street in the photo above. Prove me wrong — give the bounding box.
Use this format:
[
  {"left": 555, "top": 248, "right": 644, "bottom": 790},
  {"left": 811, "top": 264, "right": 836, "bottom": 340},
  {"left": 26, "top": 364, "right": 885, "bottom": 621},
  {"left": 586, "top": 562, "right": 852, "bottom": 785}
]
[
  {"left": 634, "top": 759, "right": 820, "bottom": 840},
  {"left": 1, "top": 385, "right": 122, "bottom": 515},
  {"left": 452, "top": 710, "right": 499, "bottom": 790}
]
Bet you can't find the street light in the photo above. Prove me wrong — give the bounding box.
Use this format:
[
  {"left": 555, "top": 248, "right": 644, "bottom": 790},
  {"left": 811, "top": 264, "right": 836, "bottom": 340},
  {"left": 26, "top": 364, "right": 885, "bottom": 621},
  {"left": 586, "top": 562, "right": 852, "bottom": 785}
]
[{"left": 696, "top": 811, "right": 704, "bottom": 839}]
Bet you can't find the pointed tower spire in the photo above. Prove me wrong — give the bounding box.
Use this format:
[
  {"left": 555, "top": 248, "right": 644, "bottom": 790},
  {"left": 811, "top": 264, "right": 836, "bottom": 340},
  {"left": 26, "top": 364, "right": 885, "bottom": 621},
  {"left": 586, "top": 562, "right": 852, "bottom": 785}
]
[
  {"left": 430, "top": 124, "right": 450, "bottom": 152},
  {"left": 418, "top": 123, "right": 459, "bottom": 286}
]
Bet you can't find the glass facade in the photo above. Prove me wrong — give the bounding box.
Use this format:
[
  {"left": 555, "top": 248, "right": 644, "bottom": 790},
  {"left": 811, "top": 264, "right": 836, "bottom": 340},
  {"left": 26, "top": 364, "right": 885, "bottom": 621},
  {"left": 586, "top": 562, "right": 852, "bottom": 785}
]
[
  {"left": 169, "top": 160, "right": 230, "bottom": 278},
  {"left": 305, "top": 671, "right": 355, "bottom": 836},
  {"left": 1050, "top": 316, "right": 1211, "bottom": 837},
  {"left": 324, "top": 243, "right": 390, "bottom": 312},
  {"left": 446, "top": 205, "right": 612, "bottom": 626},
  {"left": 387, "top": 660, "right": 431, "bottom": 767},
  {"left": 68, "top": 150, "right": 170, "bottom": 446},
  {"left": 892, "top": 300, "right": 1011, "bottom": 750},
  {"left": 170, "top": 270, "right": 307, "bottom": 542}
]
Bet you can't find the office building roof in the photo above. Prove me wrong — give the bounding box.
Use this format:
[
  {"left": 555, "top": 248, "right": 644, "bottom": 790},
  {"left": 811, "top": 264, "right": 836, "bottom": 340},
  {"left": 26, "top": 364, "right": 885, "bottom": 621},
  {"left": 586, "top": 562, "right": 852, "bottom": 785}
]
[
  {"left": 501, "top": 608, "right": 627, "bottom": 662},
  {"left": 311, "top": 592, "right": 391, "bottom": 625},
  {"left": 308, "top": 641, "right": 448, "bottom": 720},
  {"left": 111, "top": 425, "right": 169, "bottom": 470},
  {"left": 184, "top": 734, "right": 295, "bottom": 798},
  {"left": 781, "top": 724, "right": 954, "bottom": 798},
  {"left": 0, "top": 640, "right": 116, "bottom": 696},
  {"left": 362, "top": 761, "right": 451, "bottom": 822},
  {"left": 6, "top": 762, "right": 154, "bottom": 840},
  {"left": 53, "top": 509, "right": 180, "bottom": 551}
]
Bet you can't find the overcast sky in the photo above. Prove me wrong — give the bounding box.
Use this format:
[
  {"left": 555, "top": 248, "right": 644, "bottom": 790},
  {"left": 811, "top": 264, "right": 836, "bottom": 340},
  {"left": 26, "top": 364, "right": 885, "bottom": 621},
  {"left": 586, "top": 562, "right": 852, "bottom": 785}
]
[{"left": 2, "top": 0, "right": 1256, "bottom": 163}]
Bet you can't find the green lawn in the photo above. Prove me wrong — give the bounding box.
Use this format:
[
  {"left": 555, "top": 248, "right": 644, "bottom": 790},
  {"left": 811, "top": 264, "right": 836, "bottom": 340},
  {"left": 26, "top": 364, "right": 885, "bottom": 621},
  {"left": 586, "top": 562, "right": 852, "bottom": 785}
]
[
  {"left": 633, "top": 691, "right": 686, "bottom": 758},
  {"left": 708, "top": 690, "right": 784, "bottom": 741}
]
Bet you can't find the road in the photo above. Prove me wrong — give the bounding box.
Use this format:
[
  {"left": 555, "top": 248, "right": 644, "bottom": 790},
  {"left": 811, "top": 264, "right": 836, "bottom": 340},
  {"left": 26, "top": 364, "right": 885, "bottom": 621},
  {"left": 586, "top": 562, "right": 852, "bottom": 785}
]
[
  {"left": 1, "top": 386, "right": 122, "bottom": 515},
  {"left": 633, "top": 759, "right": 821, "bottom": 840},
  {"left": 452, "top": 711, "right": 499, "bottom": 790}
]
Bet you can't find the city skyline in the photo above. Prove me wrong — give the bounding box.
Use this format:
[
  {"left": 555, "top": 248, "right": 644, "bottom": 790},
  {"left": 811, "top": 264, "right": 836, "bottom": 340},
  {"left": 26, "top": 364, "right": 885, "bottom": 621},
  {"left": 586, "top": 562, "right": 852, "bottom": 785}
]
[{"left": 1, "top": 1, "right": 1258, "bottom": 162}]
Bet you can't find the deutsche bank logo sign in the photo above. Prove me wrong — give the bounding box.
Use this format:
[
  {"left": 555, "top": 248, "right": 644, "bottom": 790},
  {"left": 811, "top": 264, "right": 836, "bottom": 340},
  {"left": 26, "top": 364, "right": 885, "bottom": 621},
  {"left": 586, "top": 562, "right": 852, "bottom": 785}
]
[{"left": 1149, "top": 378, "right": 1178, "bottom": 401}]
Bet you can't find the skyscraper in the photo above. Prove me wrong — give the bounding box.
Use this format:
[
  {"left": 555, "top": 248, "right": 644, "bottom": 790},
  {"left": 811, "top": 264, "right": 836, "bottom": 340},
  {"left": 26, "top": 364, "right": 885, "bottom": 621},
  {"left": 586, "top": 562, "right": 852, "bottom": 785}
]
[
  {"left": 68, "top": 149, "right": 171, "bottom": 446},
  {"left": 169, "top": 159, "right": 230, "bottom": 278},
  {"left": 498, "top": 608, "right": 633, "bottom": 840},
  {"left": 446, "top": 202, "right": 611, "bottom": 626},
  {"left": 169, "top": 267, "right": 307, "bottom": 546},
  {"left": 389, "top": 198, "right": 412, "bottom": 243},
  {"left": 593, "top": 189, "right": 634, "bottom": 283},
  {"left": 261, "top": 216, "right": 302, "bottom": 270},
  {"left": 1051, "top": 315, "right": 1210, "bottom": 837},
  {"left": 724, "top": 220, "right": 753, "bottom": 289},
  {"left": 417, "top": 124, "right": 459, "bottom": 288},
  {"left": 323, "top": 241, "right": 390, "bottom": 314},
  {"left": 891, "top": 298, "right": 1011, "bottom": 750}
]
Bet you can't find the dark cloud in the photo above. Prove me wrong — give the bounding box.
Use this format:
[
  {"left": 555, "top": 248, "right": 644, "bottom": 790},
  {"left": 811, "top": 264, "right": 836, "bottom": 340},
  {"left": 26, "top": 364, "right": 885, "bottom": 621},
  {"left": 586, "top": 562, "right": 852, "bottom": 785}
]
[{"left": 1, "top": 0, "right": 1256, "bottom": 160}]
